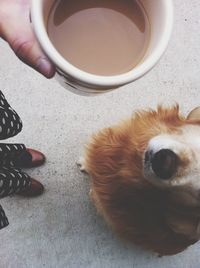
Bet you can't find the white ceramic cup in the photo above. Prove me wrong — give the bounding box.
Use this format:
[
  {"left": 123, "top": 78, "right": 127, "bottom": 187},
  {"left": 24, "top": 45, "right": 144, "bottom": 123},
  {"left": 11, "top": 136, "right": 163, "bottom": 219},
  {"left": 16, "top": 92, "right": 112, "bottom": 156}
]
[{"left": 31, "top": 0, "right": 173, "bottom": 96}]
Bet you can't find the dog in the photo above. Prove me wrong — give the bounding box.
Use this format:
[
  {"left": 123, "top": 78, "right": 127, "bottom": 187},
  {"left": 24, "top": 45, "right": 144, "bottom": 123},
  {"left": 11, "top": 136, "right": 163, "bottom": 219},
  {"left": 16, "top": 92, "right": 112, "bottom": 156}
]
[{"left": 78, "top": 105, "right": 200, "bottom": 256}]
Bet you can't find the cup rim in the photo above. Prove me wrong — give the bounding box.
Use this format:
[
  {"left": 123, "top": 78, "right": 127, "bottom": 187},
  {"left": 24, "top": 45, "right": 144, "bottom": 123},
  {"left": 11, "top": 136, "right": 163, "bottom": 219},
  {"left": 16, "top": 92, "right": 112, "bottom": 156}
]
[{"left": 31, "top": 0, "right": 173, "bottom": 88}]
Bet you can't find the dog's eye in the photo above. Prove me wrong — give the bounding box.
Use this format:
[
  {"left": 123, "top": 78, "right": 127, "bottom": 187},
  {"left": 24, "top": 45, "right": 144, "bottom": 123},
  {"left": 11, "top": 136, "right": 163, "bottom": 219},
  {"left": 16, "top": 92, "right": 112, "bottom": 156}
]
[{"left": 151, "top": 149, "right": 178, "bottom": 180}]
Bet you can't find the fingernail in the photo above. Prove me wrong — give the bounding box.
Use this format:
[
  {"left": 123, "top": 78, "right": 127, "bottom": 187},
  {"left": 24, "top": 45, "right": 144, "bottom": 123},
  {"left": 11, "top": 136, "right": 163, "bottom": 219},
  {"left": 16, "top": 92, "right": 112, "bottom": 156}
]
[{"left": 36, "top": 58, "right": 55, "bottom": 78}]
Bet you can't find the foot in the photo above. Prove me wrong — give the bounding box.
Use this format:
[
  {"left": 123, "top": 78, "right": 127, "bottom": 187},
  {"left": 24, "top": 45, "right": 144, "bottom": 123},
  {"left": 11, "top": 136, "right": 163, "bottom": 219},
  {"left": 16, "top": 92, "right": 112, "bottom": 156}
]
[
  {"left": 77, "top": 157, "right": 87, "bottom": 173},
  {"left": 27, "top": 148, "right": 46, "bottom": 168},
  {"left": 18, "top": 148, "right": 46, "bottom": 168},
  {"left": 18, "top": 178, "right": 44, "bottom": 197}
]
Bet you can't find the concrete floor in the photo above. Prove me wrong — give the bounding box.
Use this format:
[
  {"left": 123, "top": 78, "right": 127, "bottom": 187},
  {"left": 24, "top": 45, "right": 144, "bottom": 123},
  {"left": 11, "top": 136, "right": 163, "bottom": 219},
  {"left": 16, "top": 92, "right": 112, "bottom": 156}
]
[{"left": 0, "top": 0, "right": 200, "bottom": 267}]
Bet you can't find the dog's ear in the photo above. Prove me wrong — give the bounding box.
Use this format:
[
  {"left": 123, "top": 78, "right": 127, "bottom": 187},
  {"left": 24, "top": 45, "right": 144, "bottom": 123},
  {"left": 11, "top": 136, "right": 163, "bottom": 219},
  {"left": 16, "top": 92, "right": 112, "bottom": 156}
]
[{"left": 187, "top": 107, "right": 200, "bottom": 121}]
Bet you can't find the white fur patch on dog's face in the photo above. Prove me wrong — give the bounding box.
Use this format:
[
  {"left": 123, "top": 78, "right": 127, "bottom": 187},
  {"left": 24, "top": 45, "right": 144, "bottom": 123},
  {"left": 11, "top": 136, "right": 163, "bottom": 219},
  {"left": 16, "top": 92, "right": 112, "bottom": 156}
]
[{"left": 143, "top": 124, "right": 200, "bottom": 190}]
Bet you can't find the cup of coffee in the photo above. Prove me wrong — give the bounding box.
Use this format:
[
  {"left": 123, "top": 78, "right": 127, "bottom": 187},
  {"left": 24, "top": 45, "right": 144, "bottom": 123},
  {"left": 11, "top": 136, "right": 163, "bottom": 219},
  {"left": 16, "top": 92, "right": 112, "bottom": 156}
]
[{"left": 31, "top": 0, "right": 173, "bottom": 96}]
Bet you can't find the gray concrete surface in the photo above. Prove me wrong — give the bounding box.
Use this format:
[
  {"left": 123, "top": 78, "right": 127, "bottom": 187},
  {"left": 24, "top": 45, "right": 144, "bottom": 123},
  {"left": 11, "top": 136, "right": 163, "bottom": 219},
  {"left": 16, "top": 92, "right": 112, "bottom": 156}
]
[{"left": 0, "top": 0, "right": 200, "bottom": 267}]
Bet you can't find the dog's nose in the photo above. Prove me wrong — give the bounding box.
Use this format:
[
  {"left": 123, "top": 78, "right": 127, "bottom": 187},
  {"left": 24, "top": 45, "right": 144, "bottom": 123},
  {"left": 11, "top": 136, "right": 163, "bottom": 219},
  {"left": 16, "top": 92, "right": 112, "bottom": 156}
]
[{"left": 149, "top": 149, "right": 178, "bottom": 180}]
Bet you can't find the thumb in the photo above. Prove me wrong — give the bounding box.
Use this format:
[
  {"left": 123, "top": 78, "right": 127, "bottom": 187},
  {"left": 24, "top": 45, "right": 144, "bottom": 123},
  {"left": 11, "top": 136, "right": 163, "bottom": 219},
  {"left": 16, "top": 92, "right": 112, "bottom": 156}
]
[{"left": 1, "top": 20, "right": 55, "bottom": 78}]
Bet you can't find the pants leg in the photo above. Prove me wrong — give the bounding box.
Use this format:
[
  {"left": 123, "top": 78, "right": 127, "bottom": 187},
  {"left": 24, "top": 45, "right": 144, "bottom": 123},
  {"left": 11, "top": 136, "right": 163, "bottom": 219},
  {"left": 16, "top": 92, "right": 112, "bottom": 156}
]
[
  {"left": 0, "top": 91, "right": 30, "bottom": 230},
  {"left": 0, "top": 91, "right": 22, "bottom": 140},
  {"left": 0, "top": 205, "right": 9, "bottom": 230},
  {"left": 0, "top": 143, "right": 31, "bottom": 167},
  {"left": 0, "top": 167, "right": 31, "bottom": 198},
  {"left": 0, "top": 167, "right": 32, "bottom": 230}
]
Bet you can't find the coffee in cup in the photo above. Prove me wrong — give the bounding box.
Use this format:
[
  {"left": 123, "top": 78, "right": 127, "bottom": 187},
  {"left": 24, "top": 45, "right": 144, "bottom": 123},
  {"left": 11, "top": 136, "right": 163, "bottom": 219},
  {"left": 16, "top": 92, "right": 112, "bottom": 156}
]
[
  {"left": 31, "top": 0, "right": 173, "bottom": 95},
  {"left": 47, "top": 0, "right": 150, "bottom": 76}
]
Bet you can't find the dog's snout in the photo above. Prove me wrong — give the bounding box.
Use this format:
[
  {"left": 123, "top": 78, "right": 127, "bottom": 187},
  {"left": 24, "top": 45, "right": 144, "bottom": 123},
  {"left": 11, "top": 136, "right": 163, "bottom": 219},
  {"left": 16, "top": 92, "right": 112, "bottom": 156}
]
[
  {"left": 151, "top": 149, "right": 178, "bottom": 180},
  {"left": 145, "top": 149, "right": 178, "bottom": 180}
]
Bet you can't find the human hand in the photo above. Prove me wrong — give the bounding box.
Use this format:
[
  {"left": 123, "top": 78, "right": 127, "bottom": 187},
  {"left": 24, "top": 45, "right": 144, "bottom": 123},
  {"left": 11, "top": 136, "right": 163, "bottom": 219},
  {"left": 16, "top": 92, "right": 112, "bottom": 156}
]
[{"left": 0, "top": 0, "right": 55, "bottom": 78}]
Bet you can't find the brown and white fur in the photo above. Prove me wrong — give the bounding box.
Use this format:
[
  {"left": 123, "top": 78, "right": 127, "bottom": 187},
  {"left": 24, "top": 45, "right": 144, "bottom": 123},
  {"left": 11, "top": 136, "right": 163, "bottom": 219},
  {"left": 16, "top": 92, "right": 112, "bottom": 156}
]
[{"left": 78, "top": 106, "right": 200, "bottom": 256}]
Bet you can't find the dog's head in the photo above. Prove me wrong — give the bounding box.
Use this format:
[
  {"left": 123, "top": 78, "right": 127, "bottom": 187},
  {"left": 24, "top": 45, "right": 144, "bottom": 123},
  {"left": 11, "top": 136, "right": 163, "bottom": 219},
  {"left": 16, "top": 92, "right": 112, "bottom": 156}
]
[
  {"left": 87, "top": 105, "right": 200, "bottom": 254},
  {"left": 142, "top": 106, "right": 200, "bottom": 190}
]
